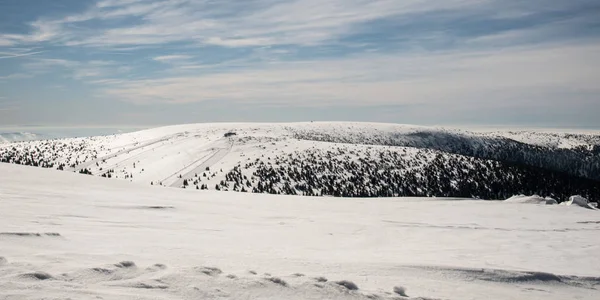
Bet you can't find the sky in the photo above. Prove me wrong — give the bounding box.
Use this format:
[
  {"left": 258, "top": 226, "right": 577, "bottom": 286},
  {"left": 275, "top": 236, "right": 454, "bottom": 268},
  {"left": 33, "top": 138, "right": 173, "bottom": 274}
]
[{"left": 0, "top": 0, "right": 599, "bottom": 128}]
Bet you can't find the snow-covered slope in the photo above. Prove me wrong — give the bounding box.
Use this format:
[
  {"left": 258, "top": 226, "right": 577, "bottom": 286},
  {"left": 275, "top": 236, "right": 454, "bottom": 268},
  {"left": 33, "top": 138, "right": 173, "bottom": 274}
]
[
  {"left": 504, "top": 195, "right": 558, "bottom": 204},
  {"left": 1, "top": 122, "right": 599, "bottom": 202},
  {"left": 482, "top": 130, "right": 600, "bottom": 150},
  {"left": 1, "top": 163, "right": 599, "bottom": 300}
]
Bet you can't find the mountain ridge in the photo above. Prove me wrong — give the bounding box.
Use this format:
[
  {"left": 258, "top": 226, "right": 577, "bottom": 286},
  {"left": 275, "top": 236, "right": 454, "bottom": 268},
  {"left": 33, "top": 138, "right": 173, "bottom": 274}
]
[{"left": 1, "top": 122, "right": 599, "bottom": 202}]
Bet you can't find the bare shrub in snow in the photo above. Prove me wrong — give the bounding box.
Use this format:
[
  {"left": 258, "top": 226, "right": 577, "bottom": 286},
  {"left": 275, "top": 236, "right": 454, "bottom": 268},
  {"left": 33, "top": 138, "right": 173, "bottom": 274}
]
[
  {"left": 197, "top": 266, "right": 222, "bottom": 276},
  {"left": 393, "top": 285, "right": 408, "bottom": 297},
  {"left": 21, "top": 271, "right": 53, "bottom": 280},
  {"left": 115, "top": 261, "right": 136, "bottom": 268},
  {"left": 146, "top": 264, "right": 167, "bottom": 271},
  {"left": 335, "top": 280, "right": 359, "bottom": 290},
  {"left": 265, "top": 276, "right": 288, "bottom": 287}
]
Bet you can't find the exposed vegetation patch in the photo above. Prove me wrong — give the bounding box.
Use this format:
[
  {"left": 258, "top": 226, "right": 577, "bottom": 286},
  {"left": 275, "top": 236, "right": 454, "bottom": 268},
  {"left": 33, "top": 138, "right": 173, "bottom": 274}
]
[
  {"left": 265, "top": 276, "right": 288, "bottom": 287},
  {"left": 21, "top": 271, "right": 53, "bottom": 280},
  {"left": 114, "top": 261, "right": 136, "bottom": 268},
  {"left": 0, "top": 232, "right": 61, "bottom": 237},
  {"left": 197, "top": 266, "right": 222, "bottom": 276},
  {"left": 334, "top": 280, "right": 359, "bottom": 291},
  {"left": 393, "top": 285, "right": 408, "bottom": 297}
]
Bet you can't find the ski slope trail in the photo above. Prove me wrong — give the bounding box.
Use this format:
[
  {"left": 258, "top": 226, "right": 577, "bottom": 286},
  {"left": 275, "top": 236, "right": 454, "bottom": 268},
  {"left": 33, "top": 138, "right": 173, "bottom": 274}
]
[
  {"left": 73, "top": 133, "right": 183, "bottom": 172},
  {"left": 167, "top": 138, "right": 234, "bottom": 187}
]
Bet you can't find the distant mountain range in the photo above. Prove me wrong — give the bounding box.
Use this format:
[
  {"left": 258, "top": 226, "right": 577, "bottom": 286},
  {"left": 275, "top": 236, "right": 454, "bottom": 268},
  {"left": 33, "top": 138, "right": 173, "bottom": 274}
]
[{"left": 0, "top": 132, "right": 45, "bottom": 143}]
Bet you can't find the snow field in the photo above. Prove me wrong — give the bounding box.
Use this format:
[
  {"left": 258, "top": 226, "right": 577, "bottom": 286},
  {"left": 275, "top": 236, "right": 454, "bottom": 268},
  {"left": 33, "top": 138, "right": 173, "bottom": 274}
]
[{"left": 1, "top": 163, "right": 599, "bottom": 299}]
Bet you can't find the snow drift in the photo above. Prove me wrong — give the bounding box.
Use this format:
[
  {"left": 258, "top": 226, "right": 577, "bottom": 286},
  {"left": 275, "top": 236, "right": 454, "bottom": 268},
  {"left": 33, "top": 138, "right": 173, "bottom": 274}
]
[
  {"left": 561, "top": 195, "right": 598, "bottom": 210},
  {"left": 504, "top": 195, "right": 558, "bottom": 205}
]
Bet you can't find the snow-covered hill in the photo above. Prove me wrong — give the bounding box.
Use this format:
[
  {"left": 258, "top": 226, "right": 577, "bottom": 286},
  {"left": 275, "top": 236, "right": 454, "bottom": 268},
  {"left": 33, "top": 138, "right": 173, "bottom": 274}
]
[
  {"left": 482, "top": 130, "right": 600, "bottom": 150},
  {"left": 1, "top": 122, "right": 599, "bottom": 202},
  {"left": 1, "top": 163, "right": 599, "bottom": 300}
]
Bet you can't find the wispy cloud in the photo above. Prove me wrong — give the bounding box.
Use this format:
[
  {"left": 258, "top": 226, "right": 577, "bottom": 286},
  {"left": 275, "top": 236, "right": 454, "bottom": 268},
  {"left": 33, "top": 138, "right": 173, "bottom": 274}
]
[
  {"left": 0, "top": 0, "right": 599, "bottom": 126},
  {"left": 0, "top": 39, "right": 15, "bottom": 47},
  {"left": 6, "top": 0, "right": 594, "bottom": 49},
  {"left": 0, "top": 73, "right": 33, "bottom": 80},
  {"left": 153, "top": 55, "right": 192, "bottom": 62},
  {"left": 0, "top": 20, "right": 63, "bottom": 45},
  {"left": 0, "top": 101, "right": 20, "bottom": 112},
  {"left": 103, "top": 42, "right": 600, "bottom": 107},
  {"left": 0, "top": 51, "right": 43, "bottom": 60},
  {"left": 3, "top": 1, "right": 598, "bottom": 54},
  {"left": 20, "top": 58, "right": 129, "bottom": 80},
  {"left": 96, "top": 0, "right": 147, "bottom": 9},
  {"left": 22, "top": 58, "right": 77, "bottom": 71}
]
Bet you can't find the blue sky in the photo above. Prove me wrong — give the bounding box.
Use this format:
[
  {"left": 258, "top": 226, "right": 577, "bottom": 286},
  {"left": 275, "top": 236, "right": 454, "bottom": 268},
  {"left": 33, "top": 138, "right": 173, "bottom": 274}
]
[{"left": 0, "top": 0, "right": 599, "bottom": 127}]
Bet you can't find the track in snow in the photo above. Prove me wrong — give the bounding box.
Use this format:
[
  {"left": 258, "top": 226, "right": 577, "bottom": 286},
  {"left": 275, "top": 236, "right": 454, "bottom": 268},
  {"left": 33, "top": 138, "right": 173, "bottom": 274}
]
[
  {"left": 164, "top": 138, "right": 234, "bottom": 187},
  {"left": 73, "top": 133, "right": 183, "bottom": 172}
]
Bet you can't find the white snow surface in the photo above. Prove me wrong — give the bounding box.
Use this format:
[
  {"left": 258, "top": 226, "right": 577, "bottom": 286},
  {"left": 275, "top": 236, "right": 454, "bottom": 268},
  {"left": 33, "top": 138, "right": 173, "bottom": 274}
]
[
  {"left": 562, "top": 195, "right": 598, "bottom": 210},
  {"left": 504, "top": 195, "right": 559, "bottom": 205},
  {"left": 504, "top": 195, "right": 547, "bottom": 204},
  {"left": 482, "top": 130, "right": 600, "bottom": 149},
  {"left": 1, "top": 163, "right": 599, "bottom": 300}
]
